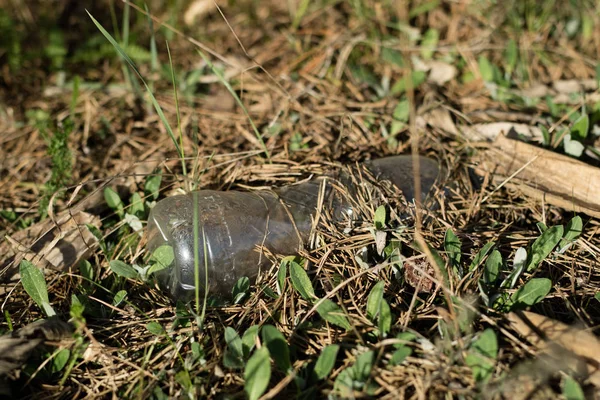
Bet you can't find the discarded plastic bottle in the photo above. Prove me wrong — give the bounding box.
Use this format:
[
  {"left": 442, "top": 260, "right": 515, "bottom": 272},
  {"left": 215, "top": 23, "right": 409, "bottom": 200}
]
[{"left": 146, "top": 155, "right": 440, "bottom": 301}]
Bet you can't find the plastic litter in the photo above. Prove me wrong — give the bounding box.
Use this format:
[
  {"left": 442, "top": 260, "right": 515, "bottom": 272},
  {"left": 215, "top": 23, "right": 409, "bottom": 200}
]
[{"left": 145, "top": 155, "right": 440, "bottom": 300}]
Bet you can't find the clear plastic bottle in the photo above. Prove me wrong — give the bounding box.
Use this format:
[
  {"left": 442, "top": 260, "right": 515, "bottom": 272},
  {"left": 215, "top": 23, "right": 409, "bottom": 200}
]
[{"left": 146, "top": 156, "right": 440, "bottom": 300}]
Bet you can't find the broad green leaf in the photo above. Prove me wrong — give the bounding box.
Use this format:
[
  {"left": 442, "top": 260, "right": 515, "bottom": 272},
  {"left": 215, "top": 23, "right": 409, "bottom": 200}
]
[
  {"left": 378, "top": 299, "right": 392, "bottom": 336},
  {"left": 595, "top": 292, "right": 600, "bottom": 302},
  {"left": 109, "top": 260, "right": 138, "bottom": 279},
  {"left": 290, "top": 261, "right": 316, "bottom": 302},
  {"left": 381, "top": 48, "right": 404, "bottom": 68},
  {"left": 112, "top": 290, "right": 127, "bottom": 307},
  {"left": 79, "top": 259, "right": 94, "bottom": 282},
  {"left": 466, "top": 329, "right": 497, "bottom": 383},
  {"left": 571, "top": 114, "right": 589, "bottom": 141},
  {"left": 468, "top": 241, "right": 495, "bottom": 272},
  {"left": 353, "top": 350, "right": 375, "bottom": 382},
  {"left": 389, "top": 346, "right": 412, "bottom": 365},
  {"left": 564, "top": 134, "right": 585, "bottom": 157},
  {"left": 223, "top": 327, "right": 244, "bottom": 369},
  {"left": 232, "top": 276, "right": 250, "bottom": 304},
  {"left": 104, "top": 187, "right": 123, "bottom": 215},
  {"left": 51, "top": 348, "right": 70, "bottom": 373},
  {"left": 483, "top": 250, "right": 502, "bottom": 285},
  {"left": 145, "top": 170, "right": 162, "bottom": 200},
  {"left": 20, "top": 260, "right": 55, "bottom": 317},
  {"left": 420, "top": 28, "right": 439, "bottom": 60},
  {"left": 393, "top": 99, "right": 410, "bottom": 122},
  {"left": 391, "top": 70, "right": 427, "bottom": 95},
  {"left": 478, "top": 56, "right": 495, "bottom": 82},
  {"left": 374, "top": 205, "right": 386, "bottom": 230},
  {"left": 559, "top": 216, "right": 583, "bottom": 252},
  {"left": 261, "top": 325, "right": 291, "bottom": 372},
  {"left": 242, "top": 325, "right": 260, "bottom": 358},
  {"left": 149, "top": 244, "right": 174, "bottom": 269},
  {"left": 146, "top": 321, "right": 165, "bottom": 335},
  {"left": 316, "top": 299, "right": 351, "bottom": 330},
  {"left": 314, "top": 344, "right": 340, "bottom": 380},
  {"left": 277, "top": 257, "right": 289, "bottom": 295},
  {"left": 526, "top": 225, "right": 563, "bottom": 272},
  {"left": 129, "top": 192, "right": 144, "bottom": 216},
  {"left": 563, "top": 376, "right": 585, "bottom": 400},
  {"left": 444, "top": 229, "right": 462, "bottom": 274},
  {"left": 244, "top": 347, "right": 271, "bottom": 400},
  {"left": 510, "top": 278, "right": 552, "bottom": 309},
  {"left": 366, "top": 281, "right": 385, "bottom": 321}
]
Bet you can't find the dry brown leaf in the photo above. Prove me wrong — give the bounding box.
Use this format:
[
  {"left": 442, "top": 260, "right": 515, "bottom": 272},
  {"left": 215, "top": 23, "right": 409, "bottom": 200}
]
[
  {"left": 507, "top": 311, "right": 600, "bottom": 386},
  {"left": 476, "top": 134, "right": 600, "bottom": 218},
  {"left": 461, "top": 122, "right": 543, "bottom": 142},
  {"left": 0, "top": 211, "right": 101, "bottom": 287},
  {"left": 0, "top": 317, "right": 72, "bottom": 376},
  {"left": 419, "top": 107, "right": 459, "bottom": 135}
]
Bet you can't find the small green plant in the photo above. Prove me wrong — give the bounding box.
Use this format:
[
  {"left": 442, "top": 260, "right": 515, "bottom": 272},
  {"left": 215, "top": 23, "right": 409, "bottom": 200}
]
[
  {"left": 288, "top": 257, "right": 352, "bottom": 330},
  {"left": 19, "top": 260, "right": 55, "bottom": 316},
  {"left": 39, "top": 119, "right": 74, "bottom": 218}
]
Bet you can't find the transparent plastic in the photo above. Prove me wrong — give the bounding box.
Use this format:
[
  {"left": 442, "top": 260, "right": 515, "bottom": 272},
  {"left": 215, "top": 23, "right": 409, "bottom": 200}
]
[{"left": 146, "top": 155, "right": 440, "bottom": 300}]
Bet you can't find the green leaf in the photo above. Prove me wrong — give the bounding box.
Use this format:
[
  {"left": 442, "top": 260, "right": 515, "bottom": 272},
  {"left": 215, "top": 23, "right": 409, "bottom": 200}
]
[
  {"left": 563, "top": 376, "right": 585, "bottom": 400},
  {"left": 109, "top": 260, "right": 138, "bottom": 279},
  {"left": 468, "top": 241, "right": 495, "bottom": 272},
  {"left": 146, "top": 321, "right": 164, "bottom": 335},
  {"left": 129, "top": 192, "right": 144, "bottom": 217},
  {"left": 149, "top": 244, "right": 174, "bottom": 271},
  {"left": 466, "top": 328, "right": 497, "bottom": 383},
  {"left": 78, "top": 259, "right": 94, "bottom": 282},
  {"left": 145, "top": 170, "right": 162, "bottom": 201},
  {"left": 389, "top": 346, "right": 412, "bottom": 366},
  {"left": 444, "top": 229, "right": 462, "bottom": 273},
  {"left": 316, "top": 299, "right": 351, "bottom": 330},
  {"left": 366, "top": 281, "right": 385, "bottom": 321},
  {"left": 571, "top": 114, "right": 589, "bottom": 141},
  {"left": 595, "top": 292, "right": 600, "bottom": 302},
  {"left": 277, "top": 257, "right": 289, "bottom": 295},
  {"left": 242, "top": 325, "right": 260, "bottom": 358},
  {"left": 223, "top": 327, "right": 244, "bottom": 369},
  {"left": 313, "top": 344, "right": 340, "bottom": 380},
  {"left": 391, "top": 70, "right": 426, "bottom": 95},
  {"left": 478, "top": 56, "right": 495, "bottom": 82},
  {"left": 232, "top": 276, "right": 250, "bottom": 304},
  {"left": 104, "top": 187, "right": 123, "bottom": 215},
  {"left": 378, "top": 299, "right": 392, "bottom": 336},
  {"left": 373, "top": 205, "right": 386, "bottom": 230},
  {"left": 244, "top": 347, "right": 271, "bottom": 400},
  {"left": 483, "top": 250, "right": 502, "bottom": 285},
  {"left": 261, "top": 325, "right": 291, "bottom": 372},
  {"left": 504, "top": 39, "right": 518, "bottom": 76},
  {"left": 112, "top": 289, "right": 127, "bottom": 307},
  {"left": 289, "top": 261, "right": 317, "bottom": 302},
  {"left": 381, "top": 48, "right": 404, "bottom": 68},
  {"left": 564, "top": 134, "right": 585, "bottom": 157},
  {"left": 51, "top": 348, "right": 70, "bottom": 373},
  {"left": 19, "top": 260, "right": 55, "bottom": 317},
  {"left": 526, "top": 225, "right": 563, "bottom": 272},
  {"left": 510, "top": 278, "right": 552, "bottom": 309},
  {"left": 420, "top": 28, "right": 439, "bottom": 60},
  {"left": 559, "top": 216, "right": 583, "bottom": 252},
  {"left": 353, "top": 350, "right": 375, "bottom": 382},
  {"left": 393, "top": 99, "right": 410, "bottom": 122}
]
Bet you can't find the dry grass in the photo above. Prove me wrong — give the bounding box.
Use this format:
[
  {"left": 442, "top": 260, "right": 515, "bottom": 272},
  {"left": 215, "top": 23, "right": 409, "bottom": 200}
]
[{"left": 1, "top": 0, "right": 600, "bottom": 398}]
